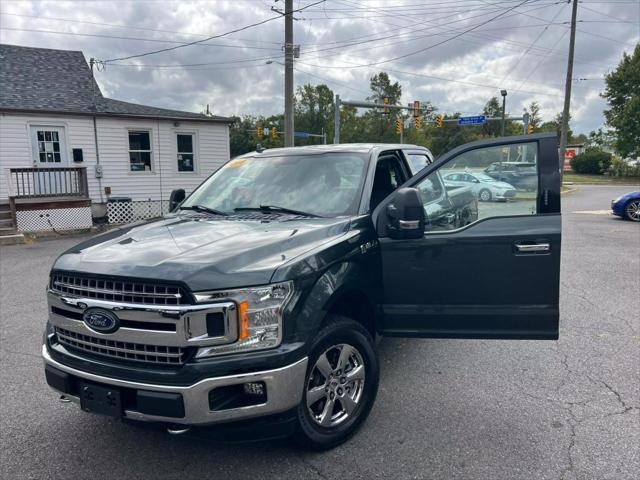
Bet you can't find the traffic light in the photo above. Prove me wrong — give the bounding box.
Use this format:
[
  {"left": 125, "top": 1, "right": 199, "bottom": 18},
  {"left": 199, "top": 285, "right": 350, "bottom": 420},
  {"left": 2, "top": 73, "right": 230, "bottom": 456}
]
[
  {"left": 436, "top": 113, "right": 443, "bottom": 128},
  {"left": 256, "top": 125, "right": 263, "bottom": 139},
  {"left": 395, "top": 118, "right": 402, "bottom": 134},
  {"left": 415, "top": 116, "right": 422, "bottom": 129},
  {"left": 383, "top": 97, "right": 389, "bottom": 114},
  {"left": 271, "top": 127, "right": 277, "bottom": 139},
  {"left": 527, "top": 124, "right": 534, "bottom": 134},
  {"left": 413, "top": 100, "right": 420, "bottom": 118}
]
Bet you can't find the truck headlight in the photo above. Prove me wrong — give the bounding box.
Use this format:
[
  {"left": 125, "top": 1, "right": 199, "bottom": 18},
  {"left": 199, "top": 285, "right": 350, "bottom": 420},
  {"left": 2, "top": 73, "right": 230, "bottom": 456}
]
[{"left": 193, "top": 281, "right": 293, "bottom": 357}]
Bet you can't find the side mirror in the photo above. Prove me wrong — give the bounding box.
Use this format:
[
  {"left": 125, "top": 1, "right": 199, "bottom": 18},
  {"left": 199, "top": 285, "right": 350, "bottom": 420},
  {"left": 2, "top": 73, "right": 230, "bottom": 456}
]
[
  {"left": 169, "top": 188, "right": 186, "bottom": 212},
  {"left": 386, "top": 187, "right": 425, "bottom": 240}
]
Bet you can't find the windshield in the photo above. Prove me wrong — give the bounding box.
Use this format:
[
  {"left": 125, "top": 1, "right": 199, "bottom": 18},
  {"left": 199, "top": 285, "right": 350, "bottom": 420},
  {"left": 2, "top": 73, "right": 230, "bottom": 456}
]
[{"left": 182, "top": 152, "right": 369, "bottom": 217}]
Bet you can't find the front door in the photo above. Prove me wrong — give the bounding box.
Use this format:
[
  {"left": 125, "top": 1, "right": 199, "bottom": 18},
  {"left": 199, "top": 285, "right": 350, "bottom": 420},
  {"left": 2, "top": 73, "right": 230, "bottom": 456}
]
[
  {"left": 374, "top": 134, "right": 561, "bottom": 339},
  {"left": 30, "top": 126, "right": 68, "bottom": 194}
]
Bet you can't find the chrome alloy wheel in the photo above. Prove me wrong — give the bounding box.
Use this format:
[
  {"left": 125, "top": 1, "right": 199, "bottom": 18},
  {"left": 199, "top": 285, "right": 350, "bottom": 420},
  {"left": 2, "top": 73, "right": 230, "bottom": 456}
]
[
  {"left": 626, "top": 200, "right": 640, "bottom": 221},
  {"left": 306, "top": 343, "right": 365, "bottom": 428}
]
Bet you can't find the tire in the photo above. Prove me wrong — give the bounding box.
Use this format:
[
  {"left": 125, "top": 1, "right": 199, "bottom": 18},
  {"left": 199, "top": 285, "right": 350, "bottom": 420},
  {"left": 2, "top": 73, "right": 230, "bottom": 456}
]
[
  {"left": 625, "top": 199, "right": 640, "bottom": 222},
  {"left": 292, "top": 315, "right": 379, "bottom": 450},
  {"left": 479, "top": 188, "right": 492, "bottom": 202}
]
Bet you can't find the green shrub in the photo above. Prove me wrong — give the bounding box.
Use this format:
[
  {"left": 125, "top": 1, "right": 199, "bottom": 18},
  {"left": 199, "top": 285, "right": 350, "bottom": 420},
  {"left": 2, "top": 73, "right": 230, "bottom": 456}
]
[
  {"left": 570, "top": 148, "right": 613, "bottom": 174},
  {"left": 607, "top": 156, "right": 640, "bottom": 177}
]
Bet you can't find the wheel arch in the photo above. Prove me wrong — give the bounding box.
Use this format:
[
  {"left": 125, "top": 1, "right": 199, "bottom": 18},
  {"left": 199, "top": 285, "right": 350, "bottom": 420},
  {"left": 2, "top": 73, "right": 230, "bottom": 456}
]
[{"left": 293, "top": 260, "right": 381, "bottom": 344}]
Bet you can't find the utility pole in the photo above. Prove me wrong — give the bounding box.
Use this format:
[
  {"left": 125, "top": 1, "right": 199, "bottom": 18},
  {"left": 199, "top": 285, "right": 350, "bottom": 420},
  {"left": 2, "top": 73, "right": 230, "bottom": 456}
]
[
  {"left": 559, "top": 0, "right": 579, "bottom": 180},
  {"left": 500, "top": 90, "right": 507, "bottom": 136},
  {"left": 334, "top": 94, "right": 341, "bottom": 144},
  {"left": 284, "top": 0, "right": 294, "bottom": 147}
]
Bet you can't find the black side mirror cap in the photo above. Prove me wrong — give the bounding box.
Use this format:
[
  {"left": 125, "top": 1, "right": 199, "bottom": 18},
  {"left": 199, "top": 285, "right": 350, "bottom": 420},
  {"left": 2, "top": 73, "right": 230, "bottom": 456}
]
[
  {"left": 169, "top": 189, "right": 186, "bottom": 212},
  {"left": 386, "top": 187, "right": 425, "bottom": 240}
]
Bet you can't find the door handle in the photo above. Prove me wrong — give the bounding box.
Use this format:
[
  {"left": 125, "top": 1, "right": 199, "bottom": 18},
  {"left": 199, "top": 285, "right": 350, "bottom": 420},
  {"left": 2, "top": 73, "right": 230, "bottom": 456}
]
[{"left": 515, "top": 243, "right": 550, "bottom": 253}]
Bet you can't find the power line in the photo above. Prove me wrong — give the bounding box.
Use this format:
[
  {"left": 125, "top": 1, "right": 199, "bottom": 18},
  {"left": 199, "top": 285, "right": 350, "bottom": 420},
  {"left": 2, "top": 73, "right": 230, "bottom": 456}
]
[
  {"left": 0, "top": 12, "right": 284, "bottom": 46},
  {"left": 293, "top": 65, "right": 371, "bottom": 96},
  {"left": 514, "top": 27, "right": 570, "bottom": 93},
  {"left": 300, "top": 1, "right": 561, "bottom": 55},
  {"left": 100, "top": 0, "right": 326, "bottom": 63},
  {"left": 300, "top": 0, "right": 614, "bottom": 71},
  {"left": 498, "top": 1, "right": 568, "bottom": 84},
  {"left": 0, "top": 27, "right": 283, "bottom": 52},
  {"left": 294, "top": 1, "right": 538, "bottom": 69}
]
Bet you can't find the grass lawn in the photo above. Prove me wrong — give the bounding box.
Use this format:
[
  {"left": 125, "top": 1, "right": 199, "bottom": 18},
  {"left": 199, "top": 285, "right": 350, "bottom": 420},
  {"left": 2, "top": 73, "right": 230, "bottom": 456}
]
[{"left": 563, "top": 173, "right": 640, "bottom": 185}]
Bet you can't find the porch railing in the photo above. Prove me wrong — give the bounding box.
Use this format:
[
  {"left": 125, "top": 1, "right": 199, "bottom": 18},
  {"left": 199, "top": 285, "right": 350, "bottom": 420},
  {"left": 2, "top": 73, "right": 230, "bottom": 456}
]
[{"left": 8, "top": 167, "right": 89, "bottom": 199}]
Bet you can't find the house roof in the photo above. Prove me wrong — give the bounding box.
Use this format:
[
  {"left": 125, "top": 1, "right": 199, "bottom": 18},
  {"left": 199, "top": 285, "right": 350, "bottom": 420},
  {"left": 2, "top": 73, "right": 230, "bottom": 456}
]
[{"left": 0, "top": 44, "right": 232, "bottom": 123}]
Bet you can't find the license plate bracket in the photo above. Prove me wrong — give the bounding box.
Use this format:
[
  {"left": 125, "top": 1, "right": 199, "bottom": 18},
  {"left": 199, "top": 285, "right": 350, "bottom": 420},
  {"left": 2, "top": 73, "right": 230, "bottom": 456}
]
[{"left": 79, "top": 382, "right": 122, "bottom": 418}]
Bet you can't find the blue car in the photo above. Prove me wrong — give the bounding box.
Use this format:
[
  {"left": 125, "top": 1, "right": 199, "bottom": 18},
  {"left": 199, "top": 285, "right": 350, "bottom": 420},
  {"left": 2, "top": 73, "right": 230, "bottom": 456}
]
[{"left": 611, "top": 191, "right": 640, "bottom": 222}]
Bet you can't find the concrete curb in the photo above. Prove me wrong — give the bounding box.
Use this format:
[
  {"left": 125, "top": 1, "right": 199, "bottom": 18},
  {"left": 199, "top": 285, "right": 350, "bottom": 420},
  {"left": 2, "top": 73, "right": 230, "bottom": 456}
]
[{"left": 561, "top": 186, "right": 579, "bottom": 196}]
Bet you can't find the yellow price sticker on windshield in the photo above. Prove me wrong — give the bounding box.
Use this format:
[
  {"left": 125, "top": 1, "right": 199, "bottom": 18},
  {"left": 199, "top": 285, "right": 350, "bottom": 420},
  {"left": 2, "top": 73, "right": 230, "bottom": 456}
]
[{"left": 225, "top": 158, "right": 248, "bottom": 168}]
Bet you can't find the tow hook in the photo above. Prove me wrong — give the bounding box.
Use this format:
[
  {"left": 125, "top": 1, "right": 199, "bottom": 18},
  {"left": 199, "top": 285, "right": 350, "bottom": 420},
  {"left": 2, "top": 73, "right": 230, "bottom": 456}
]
[
  {"left": 167, "top": 425, "right": 191, "bottom": 436},
  {"left": 59, "top": 395, "right": 72, "bottom": 403}
]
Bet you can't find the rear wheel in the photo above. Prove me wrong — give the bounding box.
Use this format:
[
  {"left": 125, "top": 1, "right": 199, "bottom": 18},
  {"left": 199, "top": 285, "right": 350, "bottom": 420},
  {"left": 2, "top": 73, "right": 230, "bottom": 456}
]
[
  {"left": 625, "top": 199, "right": 640, "bottom": 221},
  {"left": 293, "top": 315, "right": 379, "bottom": 450}
]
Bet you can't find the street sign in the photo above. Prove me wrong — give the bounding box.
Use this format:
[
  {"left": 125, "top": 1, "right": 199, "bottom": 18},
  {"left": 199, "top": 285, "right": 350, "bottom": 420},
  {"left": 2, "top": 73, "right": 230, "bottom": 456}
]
[
  {"left": 458, "top": 115, "right": 486, "bottom": 125},
  {"left": 294, "top": 131, "right": 312, "bottom": 137}
]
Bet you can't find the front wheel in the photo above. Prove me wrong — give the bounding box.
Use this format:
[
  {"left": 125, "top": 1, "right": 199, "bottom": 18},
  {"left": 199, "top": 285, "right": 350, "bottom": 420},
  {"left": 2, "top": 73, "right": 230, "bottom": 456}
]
[
  {"left": 293, "top": 315, "right": 379, "bottom": 450},
  {"left": 625, "top": 199, "right": 640, "bottom": 221},
  {"left": 479, "top": 188, "right": 492, "bottom": 202}
]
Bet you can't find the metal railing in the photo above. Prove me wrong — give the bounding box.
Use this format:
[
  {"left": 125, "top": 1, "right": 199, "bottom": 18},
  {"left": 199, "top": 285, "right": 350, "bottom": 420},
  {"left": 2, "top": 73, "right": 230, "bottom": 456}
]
[{"left": 8, "top": 167, "right": 89, "bottom": 198}]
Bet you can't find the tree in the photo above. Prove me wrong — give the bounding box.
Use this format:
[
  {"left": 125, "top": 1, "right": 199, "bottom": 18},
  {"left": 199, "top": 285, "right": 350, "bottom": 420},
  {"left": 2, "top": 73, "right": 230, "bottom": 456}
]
[
  {"left": 367, "top": 72, "right": 402, "bottom": 105},
  {"left": 229, "top": 116, "right": 257, "bottom": 157},
  {"left": 587, "top": 128, "right": 615, "bottom": 150},
  {"left": 363, "top": 72, "right": 404, "bottom": 143},
  {"left": 524, "top": 101, "right": 542, "bottom": 129},
  {"left": 481, "top": 97, "right": 504, "bottom": 137},
  {"left": 295, "top": 83, "right": 334, "bottom": 144},
  {"left": 602, "top": 44, "right": 640, "bottom": 158}
]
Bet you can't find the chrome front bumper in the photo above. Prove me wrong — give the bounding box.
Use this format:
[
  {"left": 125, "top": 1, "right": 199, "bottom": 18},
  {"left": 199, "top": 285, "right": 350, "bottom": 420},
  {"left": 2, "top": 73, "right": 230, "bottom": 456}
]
[{"left": 43, "top": 345, "right": 307, "bottom": 426}]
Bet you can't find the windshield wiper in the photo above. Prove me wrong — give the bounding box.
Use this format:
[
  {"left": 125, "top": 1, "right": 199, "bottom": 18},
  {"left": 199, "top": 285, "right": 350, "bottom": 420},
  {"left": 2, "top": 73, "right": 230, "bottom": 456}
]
[
  {"left": 179, "top": 204, "right": 228, "bottom": 216},
  {"left": 234, "top": 205, "right": 323, "bottom": 218}
]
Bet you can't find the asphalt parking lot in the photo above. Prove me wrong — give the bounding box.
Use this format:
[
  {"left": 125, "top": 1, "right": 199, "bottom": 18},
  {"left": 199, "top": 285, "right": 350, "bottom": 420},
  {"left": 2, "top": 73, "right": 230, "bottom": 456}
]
[{"left": 1, "top": 184, "right": 638, "bottom": 480}]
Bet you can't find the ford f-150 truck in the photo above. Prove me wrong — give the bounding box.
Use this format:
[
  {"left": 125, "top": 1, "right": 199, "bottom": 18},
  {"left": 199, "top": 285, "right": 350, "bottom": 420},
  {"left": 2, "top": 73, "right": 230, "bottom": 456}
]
[{"left": 43, "top": 134, "right": 561, "bottom": 449}]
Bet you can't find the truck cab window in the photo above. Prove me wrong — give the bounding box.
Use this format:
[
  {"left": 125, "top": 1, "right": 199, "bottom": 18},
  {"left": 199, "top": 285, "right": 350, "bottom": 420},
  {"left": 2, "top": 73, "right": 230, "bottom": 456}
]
[
  {"left": 415, "top": 142, "right": 539, "bottom": 232},
  {"left": 370, "top": 155, "right": 406, "bottom": 211}
]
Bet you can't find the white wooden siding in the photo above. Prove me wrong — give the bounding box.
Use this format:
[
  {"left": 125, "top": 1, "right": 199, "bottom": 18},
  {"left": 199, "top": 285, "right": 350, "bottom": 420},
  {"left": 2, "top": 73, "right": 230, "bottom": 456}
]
[
  {"left": 0, "top": 113, "right": 96, "bottom": 200},
  {"left": 0, "top": 112, "right": 230, "bottom": 202}
]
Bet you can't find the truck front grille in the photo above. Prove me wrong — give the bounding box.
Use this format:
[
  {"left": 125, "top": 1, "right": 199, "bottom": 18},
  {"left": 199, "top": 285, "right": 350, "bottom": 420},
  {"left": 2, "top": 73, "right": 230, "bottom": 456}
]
[
  {"left": 54, "top": 327, "right": 187, "bottom": 365},
  {"left": 49, "top": 273, "right": 188, "bottom": 305}
]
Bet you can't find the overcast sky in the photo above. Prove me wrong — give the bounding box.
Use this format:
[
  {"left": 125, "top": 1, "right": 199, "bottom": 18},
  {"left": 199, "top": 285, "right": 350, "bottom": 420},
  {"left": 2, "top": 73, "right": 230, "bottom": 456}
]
[{"left": 1, "top": 0, "right": 638, "bottom": 133}]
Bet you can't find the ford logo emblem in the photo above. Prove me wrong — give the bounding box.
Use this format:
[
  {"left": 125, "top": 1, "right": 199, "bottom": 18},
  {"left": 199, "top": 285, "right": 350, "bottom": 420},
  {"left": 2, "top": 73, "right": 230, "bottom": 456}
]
[{"left": 82, "top": 308, "right": 119, "bottom": 334}]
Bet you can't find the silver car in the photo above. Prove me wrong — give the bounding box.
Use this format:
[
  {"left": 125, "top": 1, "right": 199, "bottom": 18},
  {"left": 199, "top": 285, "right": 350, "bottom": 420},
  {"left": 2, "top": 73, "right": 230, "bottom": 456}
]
[{"left": 442, "top": 171, "right": 517, "bottom": 202}]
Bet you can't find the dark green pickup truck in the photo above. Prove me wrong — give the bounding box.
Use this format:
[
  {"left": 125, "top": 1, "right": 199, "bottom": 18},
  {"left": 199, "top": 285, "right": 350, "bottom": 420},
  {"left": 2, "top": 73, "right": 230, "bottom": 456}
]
[{"left": 43, "top": 135, "right": 561, "bottom": 449}]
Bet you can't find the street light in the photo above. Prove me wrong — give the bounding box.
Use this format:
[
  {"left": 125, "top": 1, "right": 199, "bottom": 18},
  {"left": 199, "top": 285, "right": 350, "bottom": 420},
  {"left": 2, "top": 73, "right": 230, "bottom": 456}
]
[{"left": 500, "top": 89, "right": 507, "bottom": 137}]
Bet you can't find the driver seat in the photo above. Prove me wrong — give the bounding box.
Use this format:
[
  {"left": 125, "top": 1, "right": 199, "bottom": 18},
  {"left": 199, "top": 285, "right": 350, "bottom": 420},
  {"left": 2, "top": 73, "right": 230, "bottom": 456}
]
[{"left": 370, "top": 165, "right": 394, "bottom": 211}]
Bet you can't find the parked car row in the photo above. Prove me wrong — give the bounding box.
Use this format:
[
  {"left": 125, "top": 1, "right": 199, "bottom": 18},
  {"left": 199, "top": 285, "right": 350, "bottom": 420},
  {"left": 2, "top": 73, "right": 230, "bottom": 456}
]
[
  {"left": 484, "top": 162, "right": 538, "bottom": 191},
  {"left": 442, "top": 171, "right": 517, "bottom": 202}
]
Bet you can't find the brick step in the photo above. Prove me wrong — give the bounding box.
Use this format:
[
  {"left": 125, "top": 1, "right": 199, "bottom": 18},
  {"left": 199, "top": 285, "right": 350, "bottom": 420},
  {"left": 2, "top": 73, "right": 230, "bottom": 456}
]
[
  {"left": 0, "top": 218, "right": 15, "bottom": 228},
  {"left": 0, "top": 210, "right": 12, "bottom": 220}
]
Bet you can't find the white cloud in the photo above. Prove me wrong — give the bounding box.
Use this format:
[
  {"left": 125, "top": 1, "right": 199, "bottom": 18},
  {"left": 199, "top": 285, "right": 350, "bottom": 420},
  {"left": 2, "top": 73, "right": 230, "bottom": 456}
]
[{"left": 1, "top": 0, "right": 638, "bottom": 133}]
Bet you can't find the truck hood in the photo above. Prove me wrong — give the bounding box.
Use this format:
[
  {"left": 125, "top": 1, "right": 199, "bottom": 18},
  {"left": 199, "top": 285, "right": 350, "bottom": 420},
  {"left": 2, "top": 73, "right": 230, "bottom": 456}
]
[{"left": 53, "top": 213, "right": 352, "bottom": 291}]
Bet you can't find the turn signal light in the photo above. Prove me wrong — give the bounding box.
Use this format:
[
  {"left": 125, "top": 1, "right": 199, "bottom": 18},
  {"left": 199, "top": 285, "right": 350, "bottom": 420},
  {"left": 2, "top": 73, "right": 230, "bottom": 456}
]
[{"left": 238, "top": 300, "right": 250, "bottom": 339}]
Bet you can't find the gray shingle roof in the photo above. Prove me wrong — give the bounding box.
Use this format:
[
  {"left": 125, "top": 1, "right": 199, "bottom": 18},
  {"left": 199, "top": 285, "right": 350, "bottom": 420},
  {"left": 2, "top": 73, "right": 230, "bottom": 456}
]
[{"left": 0, "top": 44, "right": 232, "bottom": 123}]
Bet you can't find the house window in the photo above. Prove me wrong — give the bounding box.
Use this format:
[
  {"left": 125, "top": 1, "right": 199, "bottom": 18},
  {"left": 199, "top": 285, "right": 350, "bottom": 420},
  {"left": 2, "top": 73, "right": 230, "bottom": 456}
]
[
  {"left": 37, "top": 130, "right": 62, "bottom": 163},
  {"left": 128, "top": 130, "right": 152, "bottom": 171},
  {"left": 177, "top": 133, "right": 195, "bottom": 172}
]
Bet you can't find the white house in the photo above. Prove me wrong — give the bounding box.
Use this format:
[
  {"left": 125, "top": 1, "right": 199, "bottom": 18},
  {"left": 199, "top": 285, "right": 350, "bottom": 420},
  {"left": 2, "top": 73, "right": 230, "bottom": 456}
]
[{"left": 0, "top": 44, "right": 232, "bottom": 235}]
